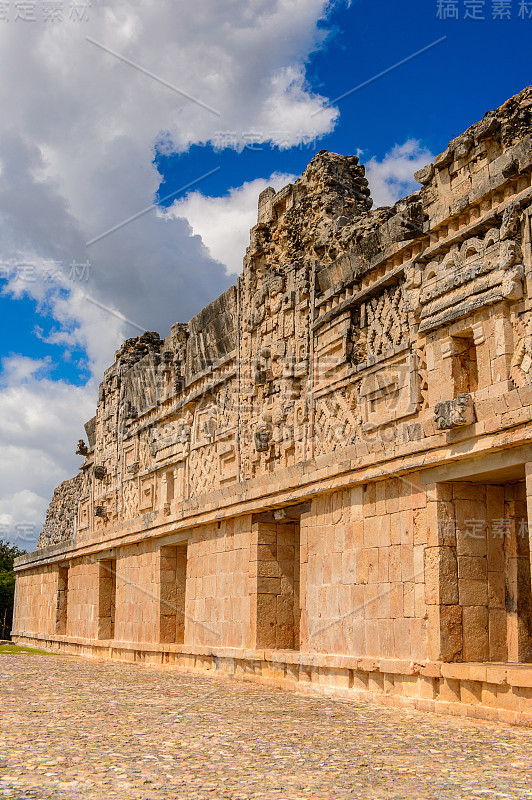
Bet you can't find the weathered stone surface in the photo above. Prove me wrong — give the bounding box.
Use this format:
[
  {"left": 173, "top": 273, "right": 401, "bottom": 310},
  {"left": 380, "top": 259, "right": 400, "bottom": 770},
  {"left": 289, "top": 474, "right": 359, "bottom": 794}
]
[
  {"left": 14, "top": 86, "right": 532, "bottom": 725},
  {"left": 37, "top": 474, "right": 82, "bottom": 549}
]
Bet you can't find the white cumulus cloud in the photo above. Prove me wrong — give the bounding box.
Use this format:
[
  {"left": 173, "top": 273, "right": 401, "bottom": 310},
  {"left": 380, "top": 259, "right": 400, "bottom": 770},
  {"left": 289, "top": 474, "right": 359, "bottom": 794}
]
[
  {"left": 365, "top": 139, "right": 433, "bottom": 207},
  {"left": 0, "top": 356, "right": 96, "bottom": 549},
  {"left": 167, "top": 172, "right": 297, "bottom": 275}
]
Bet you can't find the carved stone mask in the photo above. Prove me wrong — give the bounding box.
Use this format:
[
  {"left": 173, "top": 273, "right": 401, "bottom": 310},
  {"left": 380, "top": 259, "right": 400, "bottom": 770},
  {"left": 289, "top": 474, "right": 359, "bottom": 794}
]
[
  {"left": 499, "top": 239, "right": 520, "bottom": 269},
  {"left": 269, "top": 275, "right": 284, "bottom": 296}
]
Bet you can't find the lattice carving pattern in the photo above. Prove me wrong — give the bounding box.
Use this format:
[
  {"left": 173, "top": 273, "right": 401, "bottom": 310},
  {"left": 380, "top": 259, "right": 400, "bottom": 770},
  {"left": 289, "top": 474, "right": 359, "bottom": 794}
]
[
  {"left": 189, "top": 445, "right": 218, "bottom": 497},
  {"left": 314, "top": 388, "right": 359, "bottom": 457},
  {"left": 364, "top": 284, "right": 409, "bottom": 360}
]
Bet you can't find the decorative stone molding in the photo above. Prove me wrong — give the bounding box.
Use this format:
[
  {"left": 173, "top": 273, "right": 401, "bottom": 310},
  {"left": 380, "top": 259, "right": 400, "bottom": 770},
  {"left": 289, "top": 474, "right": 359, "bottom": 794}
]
[{"left": 417, "top": 224, "right": 525, "bottom": 333}]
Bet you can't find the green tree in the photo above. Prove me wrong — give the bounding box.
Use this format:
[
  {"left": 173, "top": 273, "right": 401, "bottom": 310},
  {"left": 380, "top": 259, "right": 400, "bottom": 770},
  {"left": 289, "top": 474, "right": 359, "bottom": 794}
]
[{"left": 0, "top": 541, "right": 26, "bottom": 640}]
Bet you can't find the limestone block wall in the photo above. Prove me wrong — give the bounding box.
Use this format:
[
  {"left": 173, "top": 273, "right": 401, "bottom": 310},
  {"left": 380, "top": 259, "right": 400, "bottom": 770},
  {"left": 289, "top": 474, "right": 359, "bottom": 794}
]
[
  {"left": 114, "top": 542, "right": 160, "bottom": 645},
  {"left": 185, "top": 516, "right": 252, "bottom": 649},
  {"left": 64, "top": 558, "right": 99, "bottom": 640},
  {"left": 302, "top": 480, "right": 429, "bottom": 659},
  {"left": 249, "top": 520, "right": 300, "bottom": 651},
  {"left": 159, "top": 544, "right": 187, "bottom": 645},
  {"left": 14, "top": 565, "right": 58, "bottom": 636}
]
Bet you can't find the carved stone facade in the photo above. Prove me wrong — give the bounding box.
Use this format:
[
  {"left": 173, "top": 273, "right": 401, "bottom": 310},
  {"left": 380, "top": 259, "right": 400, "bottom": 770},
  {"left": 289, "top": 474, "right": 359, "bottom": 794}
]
[{"left": 16, "top": 87, "right": 532, "bottom": 725}]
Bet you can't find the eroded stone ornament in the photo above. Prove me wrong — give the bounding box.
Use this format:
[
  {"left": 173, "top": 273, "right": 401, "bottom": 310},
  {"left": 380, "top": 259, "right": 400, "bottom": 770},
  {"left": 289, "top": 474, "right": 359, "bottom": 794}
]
[
  {"left": 254, "top": 429, "right": 271, "bottom": 452},
  {"left": 434, "top": 394, "right": 475, "bottom": 430},
  {"left": 76, "top": 439, "right": 89, "bottom": 456}
]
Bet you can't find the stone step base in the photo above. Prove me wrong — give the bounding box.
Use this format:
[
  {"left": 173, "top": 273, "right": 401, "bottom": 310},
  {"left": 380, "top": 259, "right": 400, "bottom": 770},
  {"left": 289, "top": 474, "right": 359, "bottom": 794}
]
[{"left": 13, "top": 633, "right": 532, "bottom": 727}]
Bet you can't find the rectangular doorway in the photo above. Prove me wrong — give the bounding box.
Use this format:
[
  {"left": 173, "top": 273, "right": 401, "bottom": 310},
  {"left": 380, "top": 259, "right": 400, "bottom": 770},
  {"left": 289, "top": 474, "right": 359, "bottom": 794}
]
[
  {"left": 97, "top": 558, "right": 116, "bottom": 640},
  {"left": 55, "top": 565, "right": 69, "bottom": 635},
  {"left": 159, "top": 544, "right": 188, "bottom": 644},
  {"left": 251, "top": 519, "right": 301, "bottom": 651}
]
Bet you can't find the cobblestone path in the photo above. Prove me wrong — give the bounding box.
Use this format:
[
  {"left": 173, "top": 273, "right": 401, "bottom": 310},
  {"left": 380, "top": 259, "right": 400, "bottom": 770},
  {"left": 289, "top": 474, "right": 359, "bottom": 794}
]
[{"left": 2, "top": 652, "right": 532, "bottom": 800}]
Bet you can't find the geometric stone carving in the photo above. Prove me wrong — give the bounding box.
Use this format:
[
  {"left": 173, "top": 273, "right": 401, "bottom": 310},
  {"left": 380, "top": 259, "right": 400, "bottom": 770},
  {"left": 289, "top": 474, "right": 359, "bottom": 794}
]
[
  {"left": 123, "top": 442, "right": 138, "bottom": 468},
  {"left": 121, "top": 477, "right": 138, "bottom": 520},
  {"left": 138, "top": 476, "right": 155, "bottom": 512},
  {"left": 359, "top": 354, "right": 419, "bottom": 430},
  {"left": 357, "top": 283, "right": 409, "bottom": 362},
  {"left": 218, "top": 441, "right": 238, "bottom": 486},
  {"left": 188, "top": 446, "right": 217, "bottom": 497},
  {"left": 315, "top": 334, "right": 349, "bottom": 389},
  {"left": 313, "top": 387, "right": 358, "bottom": 456},
  {"left": 434, "top": 393, "right": 475, "bottom": 430},
  {"left": 78, "top": 498, "right": 90, "bottom": 530}
]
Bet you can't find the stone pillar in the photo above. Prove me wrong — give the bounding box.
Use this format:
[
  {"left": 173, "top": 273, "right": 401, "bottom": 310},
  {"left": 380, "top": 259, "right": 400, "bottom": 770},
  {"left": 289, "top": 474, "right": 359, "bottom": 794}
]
[
  {"left": 10, "top": 577, "right": 19, "bottom": 636},
  {"left": 486, "top": 485, "right": 508, "bottom": 662},
  {"left": 454, "top": 482, "right": 490, "bottom": 663},
  {"left": 507, "top": 480, "right": 532, "bottom": 662},
  {"left": 298, "top": 508, "right": 312, "bottom": 651},
  {"left": 526, "top": 462, "right": 532, "bottom": 592}
]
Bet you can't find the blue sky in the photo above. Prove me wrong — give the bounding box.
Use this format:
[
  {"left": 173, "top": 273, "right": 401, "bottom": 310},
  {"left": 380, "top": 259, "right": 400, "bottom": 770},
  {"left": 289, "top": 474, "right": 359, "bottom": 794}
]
[
  {"left": 156, "top": 0, "right": 529, "bottom": 204},
  {"left": 0, "top": 0, "right": 529, "bottom": 545}
]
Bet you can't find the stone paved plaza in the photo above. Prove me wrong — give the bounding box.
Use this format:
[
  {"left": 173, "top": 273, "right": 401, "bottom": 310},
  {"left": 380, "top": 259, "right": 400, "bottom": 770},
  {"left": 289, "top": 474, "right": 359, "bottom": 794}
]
[{"left": 2, "top": 652, "right": 532, "bottom": 799}]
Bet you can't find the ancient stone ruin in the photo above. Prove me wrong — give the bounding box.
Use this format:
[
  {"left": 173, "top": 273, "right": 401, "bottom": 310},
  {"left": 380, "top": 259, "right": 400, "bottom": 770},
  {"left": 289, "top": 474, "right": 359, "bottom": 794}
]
[{"left": 13, "top": 86, "right": 532, "bottom": 724}]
